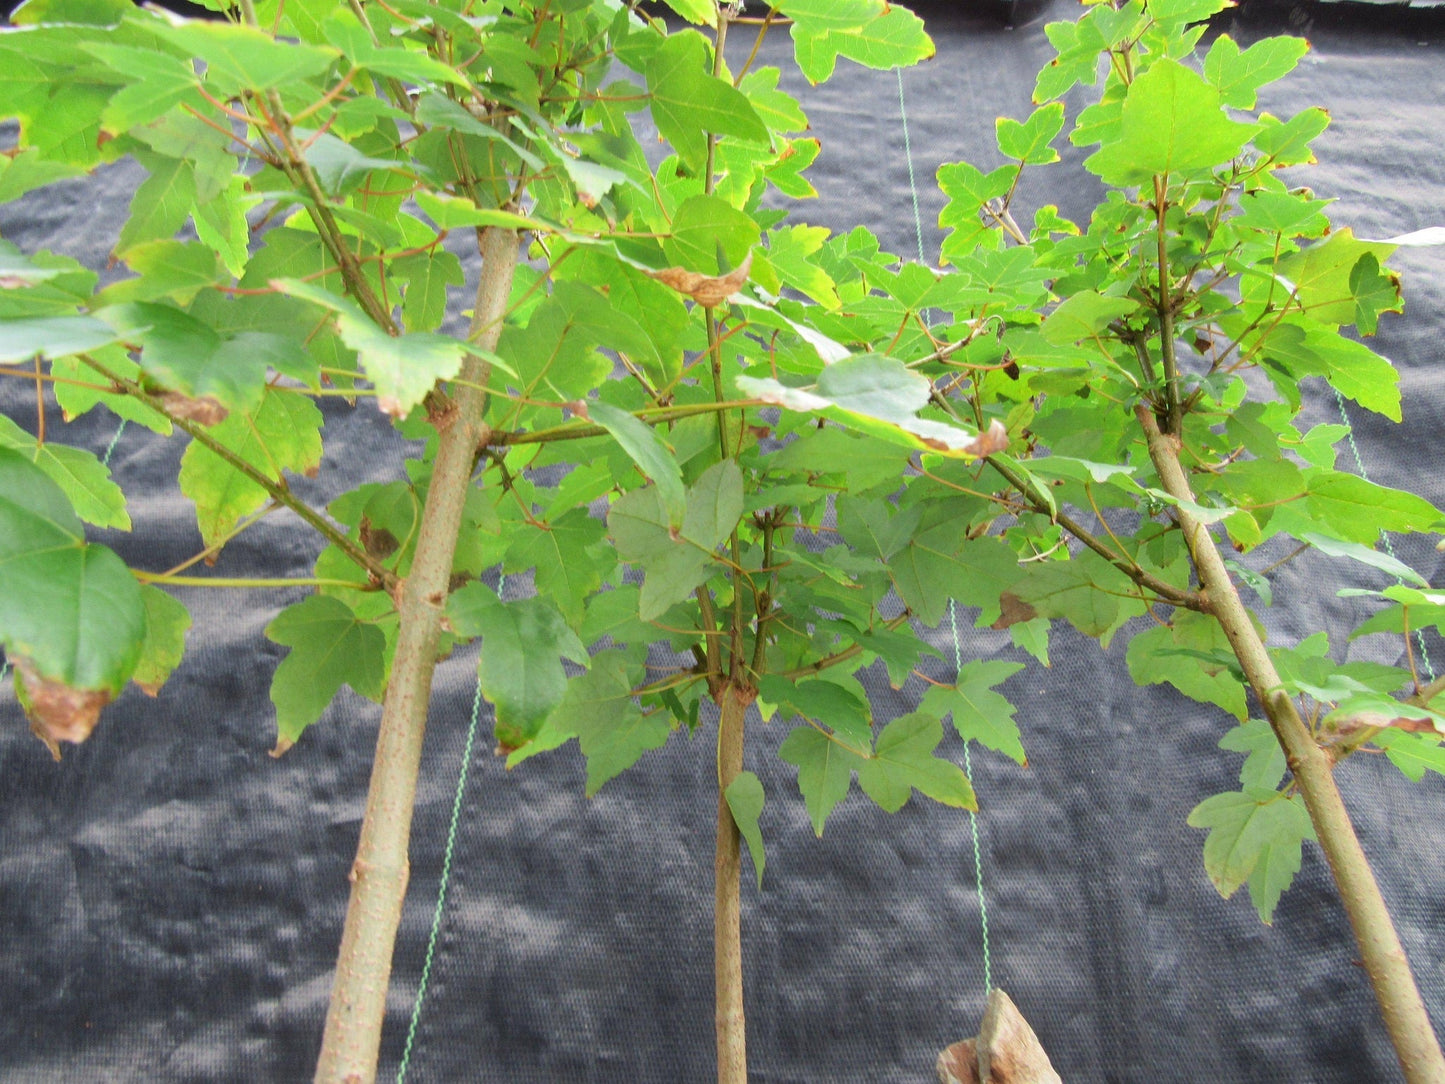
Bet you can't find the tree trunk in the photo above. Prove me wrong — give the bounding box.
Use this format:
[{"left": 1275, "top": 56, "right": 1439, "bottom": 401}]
[
  {"left": 714, "top": 683, "right": 749, "bottom": 1084},
  {"left": 1137, "top": 404, "right": 1445, "bottom": 1084},
  {"left": 313, "top": 228, "right": 519, "bottom": 1084}
]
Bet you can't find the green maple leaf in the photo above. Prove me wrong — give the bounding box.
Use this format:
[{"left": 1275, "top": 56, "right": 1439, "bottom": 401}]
[
  {"left": 505, "top": 509, "right": 612, "bottom": 629},
  {"left": 1273, "top": 229, "right": 1397, "bottom": 328},
  {"left": 589, "top": 401, "right": 686, "bottom": 527},
  {"left": 495, "top": 285, "right": 614, "bottom": 405},
  {"left": 663, "top": 194, "right": 760, "bottom": 275},
  {"left": 131, "top": 586, "right": 190, "bottom": 696},
  {"left": 1126, "top": 610, "right": 1248, "bottom": 722},
  {"left": 1012, "top": 550, "right": 1144, "bottom": 646},
  {"left": 1203, "top": 34, "right": 1309, "bottom": 110},
  {"left": 1084, "top": 58, "right": 1257, "bottom": 185},
  {"left": 785, "top": 2, "right": 933, "bottom": 85},
  {"left": 1348, "top": 252, "right": 1401, "bottom": 336},
  {"left": 645, "top": 31, "right": 768, "bottom": 171},
  {"left": 97, "top": 301, "right": 307, "bottom": 414},
  {"left": 757, "top": 674, "right": 872, "bottom": 753},
  {"left": 447, "top": 583, "right": 588, "bottom": 752},
  {"left": 725, "top": 771, "right": 767, "bottom": 890},
  {"left": 177, "top": 388, "right": 324, "bottom": 548},
  {"left": 996, "top": 103, "right": 1065, "bottom": 165},
  {"left": 265, "top": 594, "right": 386, "bottom": 754},
  {"left": 1188, "top": 790, "right": 1314, "bottom": 924},
  {"left": 607, "top": 459, "right": 743, "bottom": 620},
  {"left": 855, "top": 712, "right": 976, "bottom": 813},
  {"left": 0, "top": 413, "right": 129, "bottom": 530},
  {"left": 1219, "top": 720, "right": 1287, "bottom": 794},
  {"left": 523, "top": 651, "right": 668, "bottom": 796},
  {"left": 1375, "top": 730, "right": 1445, "bottom": 783},
  {"left": 778, "top": 726, "right": 865, "bottom": 836},
  {"left": 272, "top": 278, "right": 472, "bottom": 418},
  {"left": 0, "top": 448, "right": 145, "bottom": 694},
  {"left": 920, "top": 660, "right": 1026, "bottom": 766}
]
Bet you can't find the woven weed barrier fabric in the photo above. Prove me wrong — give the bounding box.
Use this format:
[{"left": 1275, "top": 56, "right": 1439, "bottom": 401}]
[{"left": 1, "top": 2, "right": 1443, "bottom": 1081}]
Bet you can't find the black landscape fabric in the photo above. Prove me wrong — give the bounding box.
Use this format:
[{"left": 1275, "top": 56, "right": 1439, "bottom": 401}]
[{"left": 3, "top": 2, "right": 1445, "bottom": 1081}]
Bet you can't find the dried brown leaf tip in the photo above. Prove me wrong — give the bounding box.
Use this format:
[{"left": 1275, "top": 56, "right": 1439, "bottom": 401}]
[
  {"left": 645, "top": 252, "right": 752, "bottom": 307},
  {"left": 965, "top": 418, "right": 1011, "bottom": 457},
  {"left": 159, "top": 392, "right": 228, "bottom": 426},
  {"left": 14, "top": 658, "right": 111, "bottom": 761}
]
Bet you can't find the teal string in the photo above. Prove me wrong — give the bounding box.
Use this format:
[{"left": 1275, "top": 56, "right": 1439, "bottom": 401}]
[
  {"left": 897, "top": 64, "right": 994, "bottom": 994},
  {"left": 896, "top": 67, "right": 927, "bottom": 265},
  {"left": 1333, "top": 390, "right": 1435, "bottom": 681},
  {"left": 396, "top": 580, "right": 495, "bottom": 1081},
  {"left": 952, "top": 603, "right": 994, "bottom": 993},
  {"left": 101, "top": 418, "right": 128, "bottom": 468}
]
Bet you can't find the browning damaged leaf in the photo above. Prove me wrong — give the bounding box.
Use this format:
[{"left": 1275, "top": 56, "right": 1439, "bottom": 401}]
[
  {"left": 1323, "top": 710, "right": 1443, "bottom": 742},
  {"left": 359, "top": 518, "right": 401, "bottom": 562},
  {"left": 645, "top": 252, "right": 752, "bottom": 306},
  {"left": 960, "top": 418, "right": 1010, "bottom": 457},
  {"left": 159, "top": 391, "right": 228, "bottom": 426},
  {"left": 14, "top": 657, "right": 111, "bottom": 761},
  {"left": 992, "top": 591, "right": 1038, "bottom": 630}
]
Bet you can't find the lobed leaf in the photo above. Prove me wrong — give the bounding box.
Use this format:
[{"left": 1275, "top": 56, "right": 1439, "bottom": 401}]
[
  {"left": 0, "top": 448, "right": 145, "bottom": 701},
  {"left": 449, "top": 584, "right": 588, "bottom": 752},
  {"left": 177, "top": 388, "right": 324, "bottom": 548},
  {"left": 645, "top": 32, "right": 769, "bottom": 171},
  {"left": 919, "top": 660, "right": 1027, "bottom": 766},
  {"left": 1084, "top": 58, "right": 1257, "bottom": 185},
  {"left": 265, "top": 594, "right": 386, "bottom": 755}
]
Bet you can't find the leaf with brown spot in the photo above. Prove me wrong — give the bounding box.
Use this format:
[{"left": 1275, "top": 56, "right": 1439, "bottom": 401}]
[
  {"left": 359, "top": 518, "right": 400, "bottom": 562},
  {"left": 159, "top": 391, "right": 228, "bottom": 426},
  {"left": 992, "top": 591, "right": 1038, "bottom": 630},
  {"left": 1324, "top": 709, "right": 1444, "bottom": 741}
]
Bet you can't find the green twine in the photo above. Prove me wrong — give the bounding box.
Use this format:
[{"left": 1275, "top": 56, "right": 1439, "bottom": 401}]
[
  {"left": 897, "top": 65, "right": 994, "bottom": 994},
  {"left": 896, "top": 68, "right": 928, "bottom": 266},
  {"left": 951, "top": 602, "right": 994, "bottom": 993},
  {"left": 1334, "top": 390, "right": 1435, "bottom": 681},
  {"left": 101, "top": 418, "right": 128, "bottom": 469},
  {"left": 397, "top": 581, "right": 495, "bottom": 1081}
]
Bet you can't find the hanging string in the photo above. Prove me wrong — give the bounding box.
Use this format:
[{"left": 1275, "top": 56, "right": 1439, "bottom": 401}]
[
  {"left": 897, "top": 68, "right": 927, "bottom": 265},
  {"left": 397, "top": 579, "right": 496, "bottom": 1081},
  {"left": 1334, "top": 390, "right": 1436, "bottom": 681},
  {"left": 897, "top": 65, "right": 994, "bottom": 993},
  {"left": 951, "top": 601, "right": 994, "bottom": 992}
]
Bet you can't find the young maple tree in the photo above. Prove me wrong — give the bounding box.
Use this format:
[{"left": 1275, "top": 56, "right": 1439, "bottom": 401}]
[
  {"left": 737, "top": 0, "right": 1445, "bottom": 1079},
  {"left": 0, "top": 2, "right": 1013, "bottom": 1082},
  {"left": 6, "top": 0, "right": 1445, "bottom": 1080}
]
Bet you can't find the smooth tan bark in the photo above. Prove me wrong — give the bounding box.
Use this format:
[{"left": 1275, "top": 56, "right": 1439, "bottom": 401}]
[
  {"left": 714, "top": 684, "right": 749, "bottom": 1084},
  {"left": 1138, "top": 405, "right": 1445, "bottom": 1084},
  {"left": 314, "top": 229, "right": 519, "bottom": 1084}
]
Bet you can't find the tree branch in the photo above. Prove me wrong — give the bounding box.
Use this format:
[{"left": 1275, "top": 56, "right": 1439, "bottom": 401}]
[
  {"left": 1137, "top": 404, "right": 1445, "bottom": 1084},
  {"left": 983, "top": 453, "right": 1206, "bottom": 614},
  {"left": 76, "top": 353, "right": 396, "bottom": 592}
]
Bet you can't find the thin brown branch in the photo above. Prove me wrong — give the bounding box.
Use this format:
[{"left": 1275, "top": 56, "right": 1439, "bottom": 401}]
[{"left": 77, "top": 353, "right": 396, "bottom": 591}]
